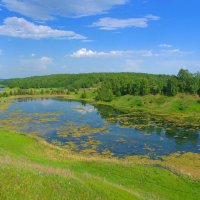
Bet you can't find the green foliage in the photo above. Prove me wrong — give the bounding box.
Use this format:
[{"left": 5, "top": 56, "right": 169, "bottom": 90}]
[
  {"left": 177, "top": 69, "right": 200, "bottom": 94},
  {"left": 7, "top": 73, "right": 110, "bottom": 89},
  {"left": 178, "top": 102, "right": 187, "bottom": 111},
  {"left": 96, "top": 83, "right": 113, "bottom": 102},
  {"left": 75, "top": 89, "right": 78, "bottom": 94},
  {"left": 80, "top": 90, "right": 87, "bottom": 99},
  {"left": 1, "top": 88, "right": 69, "bottom": 96},
  {"left": 0, "top": 91, "right": 9, "bottom": 97},
  {"left": 166, "top": 76, "right": 178, "bottom": 96},
  {"left": 139, "top": 79, "right": 150, "bottom": 96},
  {"left": 135, "top": 99, "right": 143, "bottom": 106},
  {"left": 2, "top": 69, "right": 200, "bottom": 101},
  {"left": 110, "top": 94, "right": 200, "bottom": 115}
]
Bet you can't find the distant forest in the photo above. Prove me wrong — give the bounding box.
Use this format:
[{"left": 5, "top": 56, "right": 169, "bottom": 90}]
[{"left": 1, "top": 69, "right": 200, "bottom": 101}]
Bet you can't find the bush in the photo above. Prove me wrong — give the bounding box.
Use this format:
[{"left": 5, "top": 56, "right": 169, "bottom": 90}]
[
  {"left": 96, "top": 83, "right": 113, "bottom": 102},
  {"left": 80, "top": 90, "right": 87, "bottom": 99},
  {"left": 136, "top": 99, "right": 143, "bottom": 106},
  {"left": 178, "top": 102, "right": 187, "bottom": 111}
]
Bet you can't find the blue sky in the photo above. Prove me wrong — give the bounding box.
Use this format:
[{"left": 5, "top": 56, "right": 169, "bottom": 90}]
[{"left": 0, "top": 0, "right": 199, "bottom": 78}]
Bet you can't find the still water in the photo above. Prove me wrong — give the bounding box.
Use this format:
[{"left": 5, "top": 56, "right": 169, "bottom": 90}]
[{"left": 0, "top": 98, "right": 199, "bottom": 157}]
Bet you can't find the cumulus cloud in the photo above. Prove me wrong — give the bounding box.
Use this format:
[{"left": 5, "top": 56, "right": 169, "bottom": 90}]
[
  {"left": 92, "top": 15, "right": 160, "bottom": 30},
  {"left": 71, "top": 48, "right": 135, "bottom": 58},
  {"left": 0, "top": 17, "right": 86, "bottom": 39},
  {"left": 1, "top": 0, "right": 128, "bottom": 20}
]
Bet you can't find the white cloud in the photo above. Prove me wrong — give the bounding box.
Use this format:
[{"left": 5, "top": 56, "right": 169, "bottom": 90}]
[
  {"left": 159, "top": 43, "right": 173, "bottom": 48},
  {"left": 20, "top": 56, "right": 53, "bottom": 70},
  {"left": 1, "top": 0, "right": 128, "bottom": 20},
  {"left": 71, "top": 47, "right": 193, "bottom": 59},
  {"left": 82, "top": 39, "right": 95, "bottom": 43},
  {"left": 71, "top": 48, "right": 161, "bottom": 58},
  {"left": 145, "top": 15, "right": 160, "bottom": 21},
  {"left": 39, "top": 57, "right": 53, "bottom": 70},
  {"left": 0, "top": 49, "right": 2, "bottom": 55},
  {"left": 161, "top": 49, "right": 180, "bottom": 53},
  {"left": 71, "top": 48, "right": 136, "bottom": 58},
  {"left": 0, "top": 17, "right": 86, "bottom": 39},
  {"left": 92, "top": 15, "right": 160, "bottom": 30},
  {"left": 160, "top": 49, "right": 193, "bottom": 55},
  {"left": 138, "top": 50, "right": 159, "bottom": 57}
]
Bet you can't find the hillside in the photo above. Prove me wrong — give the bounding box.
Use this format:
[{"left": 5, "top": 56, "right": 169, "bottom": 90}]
[
  {"left": 3, "top": 70, "right": 200, "bottom": 99},
  {"left": 0, "top": 129, "right": 199, "bottom": 200}
]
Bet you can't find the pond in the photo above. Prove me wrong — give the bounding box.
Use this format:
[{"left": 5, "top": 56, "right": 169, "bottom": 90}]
[{"left": 0, "top": 97, "right": 199, "bottom": 158}]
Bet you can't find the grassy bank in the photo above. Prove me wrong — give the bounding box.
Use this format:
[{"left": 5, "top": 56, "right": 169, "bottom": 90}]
[
  {"left": 58, "top": 90, "right": 200, "bottom": 127},
  {"left": 3, "top": 88, "right": 200, "bottom": 114},
  {"left": 0, "top": 129, "right": 199, "bottom": 200},
  {"left": 109, "top": 94, "right": 200, "bottom": 114}
]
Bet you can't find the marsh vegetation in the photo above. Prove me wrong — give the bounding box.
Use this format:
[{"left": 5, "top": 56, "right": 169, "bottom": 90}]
[{"left": 0, "top": 98, "right": 199, "bottom": 159}]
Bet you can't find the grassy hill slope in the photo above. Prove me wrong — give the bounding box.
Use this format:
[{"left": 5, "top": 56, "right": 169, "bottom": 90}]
[{"left": 0, "top": 130, "right": 199, "bottom": 200}]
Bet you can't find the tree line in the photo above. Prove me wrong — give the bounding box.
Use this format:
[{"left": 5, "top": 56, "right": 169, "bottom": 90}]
[
  {"left": 1, "top": 69, "right": 200, "bottom": 101},
  {"left": 96, "top": 69, "right": 200, "bottom": 101}
]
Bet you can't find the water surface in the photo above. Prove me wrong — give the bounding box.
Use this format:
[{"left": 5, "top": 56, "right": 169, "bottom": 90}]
[{"left": 0, "top": 98, "right": 199, "bottom": 158}]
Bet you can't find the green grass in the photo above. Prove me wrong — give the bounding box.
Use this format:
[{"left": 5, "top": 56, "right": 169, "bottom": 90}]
[
  {"left": 3, "top": 87, "right": 200, "bottom": 115},
  {"left": 109, "top": 94, "right": 200, "bottom": 114},
  {"left": 69, "top": 92, "right": 200, "bottom": 126},
  {"left": 0, "top": 129, "right": 199, "bottom": 200}
]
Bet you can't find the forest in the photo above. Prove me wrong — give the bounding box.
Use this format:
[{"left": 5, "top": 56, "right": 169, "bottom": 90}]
[{"left": 1, "top": 69, "right": 200, "bottom": 101}]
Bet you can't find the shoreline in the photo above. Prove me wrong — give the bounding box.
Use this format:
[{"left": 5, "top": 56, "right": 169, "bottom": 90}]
[
  {"left": 2, "top": 94, "right": 200, "bottom": 127},
  {"left": 0, "top": 96, "right": 199, "bottom": 180},
  {"left": 0, "top": 129, "right": 200, "bottom": 180},
  {"left": 0, "top": 129, "right": 199, "bottom": 199}
]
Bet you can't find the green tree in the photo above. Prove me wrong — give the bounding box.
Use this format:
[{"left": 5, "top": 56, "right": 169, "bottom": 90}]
[
  {"left": 96, "top": 83, "right": 113, "bottom": 102},
  {"left": 177, "top": 69, "right": 192, "bottom": 92},
  {"left": 140, "top": 79, "right": 150, "bottom": 96},
  {"left": 166, "top": 77, "right": 178, "bottom": 96}
]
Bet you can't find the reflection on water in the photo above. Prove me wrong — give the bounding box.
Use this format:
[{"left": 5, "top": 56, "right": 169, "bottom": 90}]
[{"left": 0, "top": 97, "right": 199, "bottom": 158}]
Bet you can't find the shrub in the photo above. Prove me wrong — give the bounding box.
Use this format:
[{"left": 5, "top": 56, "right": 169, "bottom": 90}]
[{"left": 80, "top": 90, "right": 87, "bottom": 99}]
